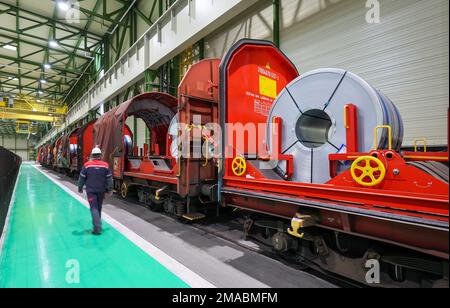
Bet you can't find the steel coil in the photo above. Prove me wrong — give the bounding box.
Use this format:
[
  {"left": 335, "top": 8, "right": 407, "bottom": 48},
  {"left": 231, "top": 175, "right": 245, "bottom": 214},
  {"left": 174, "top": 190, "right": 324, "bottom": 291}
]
[{"left": 267, "top": 68, "right": 404, "bottom": 184}]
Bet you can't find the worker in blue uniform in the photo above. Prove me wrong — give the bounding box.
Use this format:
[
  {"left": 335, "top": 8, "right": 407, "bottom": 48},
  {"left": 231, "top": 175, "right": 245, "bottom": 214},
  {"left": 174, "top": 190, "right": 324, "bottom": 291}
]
[{"left": 78, "top": 147, "right": 113, "bottom": 235}]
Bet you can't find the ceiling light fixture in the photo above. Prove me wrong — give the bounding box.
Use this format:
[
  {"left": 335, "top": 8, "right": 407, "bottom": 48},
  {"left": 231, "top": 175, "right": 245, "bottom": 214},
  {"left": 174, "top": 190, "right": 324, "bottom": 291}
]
[
  {"left": 2, "top": 44, "right": 17, "bottom": 51},
  {"left": 40, "top": 79, "right": 47, "bottom": 84},
  {"left": 44, "top": 64, "right": 51, "bottom": 70},
  {"left": 57, "top": 1, "right": 70, "bottom": 11},
  {"left": 49, "top": 40, "right": 59, "bottom": 48}
]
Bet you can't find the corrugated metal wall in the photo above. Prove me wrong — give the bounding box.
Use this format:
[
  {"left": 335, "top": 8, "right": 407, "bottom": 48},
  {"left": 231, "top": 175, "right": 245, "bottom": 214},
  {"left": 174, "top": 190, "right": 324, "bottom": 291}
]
[
  {"left": 205, "top": 0, "right": 449, "bottom": 146},
  {"left": 0, "top": 135, "right": 34, "bottom": 161},
  {"left": 204, "top": 1, "right": 272, "bottom": 58}
]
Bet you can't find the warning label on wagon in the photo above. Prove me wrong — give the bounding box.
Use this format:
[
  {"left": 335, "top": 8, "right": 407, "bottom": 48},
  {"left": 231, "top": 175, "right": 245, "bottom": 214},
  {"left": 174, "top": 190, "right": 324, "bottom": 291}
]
[{"left": 259, "top": 75, "right": 277, "bottom": 99}]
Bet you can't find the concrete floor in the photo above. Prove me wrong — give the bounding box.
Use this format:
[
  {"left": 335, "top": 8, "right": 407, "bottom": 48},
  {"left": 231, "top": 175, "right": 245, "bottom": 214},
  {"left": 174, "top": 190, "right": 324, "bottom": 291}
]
[{"left": 37, "top": 165, "right": 336, "bottom": 288}]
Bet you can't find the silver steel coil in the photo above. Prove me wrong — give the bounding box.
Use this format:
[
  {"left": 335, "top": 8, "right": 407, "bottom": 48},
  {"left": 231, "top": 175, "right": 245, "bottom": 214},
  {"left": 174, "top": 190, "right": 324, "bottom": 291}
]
[{"left": 267, "top": 68, "right": 404, "bottom": 184}]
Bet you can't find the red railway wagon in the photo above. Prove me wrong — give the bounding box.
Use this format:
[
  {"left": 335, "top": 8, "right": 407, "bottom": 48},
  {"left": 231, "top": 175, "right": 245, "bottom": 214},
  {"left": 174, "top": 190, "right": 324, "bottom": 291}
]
[
  {"left": 66, "top": 128, "right": 79, "bottom": 174},
  {"left": 74, "top": 120, "right": 97, "bottom": 174},
  {"left": 93, "top": 92, "right": 178, "bottom": 205},
  {"left": 57, "top": 134, "right": 69, "bottom": 171},
  {"left": 93, "top": 60, "right": 220, "bottom": 219},
  {"left": 44, "top": 119, "right": 131, "bottom": 177},
  {"left": 46, "top": 141, "right": 55, "bottom": 168},
  {"left": 37, "top": 146, "right": 42, "bottom": 164},
  {"left": 52, "top": 137, "right": 63, "bottom": 169},
  {"left": 39, "top": 144, "right": 48, "bottom": 166},
  {"left": 55, "top": 127, "right": 79, "bottom": 175},
  {"left": 36, "top": 146, "right": 42, "bottom": 164},
  {"left": 39, "top": 38, "right": 448, "bottom": 286},
  {"left": 177, "top": 58, "right": 221, "bottom": 213},
  {"left": 218, "top": 40, "right": 449, "bottom": 285}
]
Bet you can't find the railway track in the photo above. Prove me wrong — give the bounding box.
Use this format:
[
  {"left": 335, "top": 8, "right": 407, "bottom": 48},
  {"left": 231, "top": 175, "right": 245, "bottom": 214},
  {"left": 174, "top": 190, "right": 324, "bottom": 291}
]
[
  {"left": 113, "top": 192, "right": 366, "bottom": 288},
  {"left": 189, "top": 218, "right": 366, "bottom": 288}
]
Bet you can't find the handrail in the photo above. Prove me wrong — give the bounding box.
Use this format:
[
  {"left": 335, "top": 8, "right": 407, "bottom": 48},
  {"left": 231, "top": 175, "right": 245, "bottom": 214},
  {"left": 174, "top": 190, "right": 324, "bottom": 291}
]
[
  {"left": 374, "top": 125, "right": 393, "bottom": 151},
  {"left": 414, "top": 139, "right": 428, "bottom": 153}
]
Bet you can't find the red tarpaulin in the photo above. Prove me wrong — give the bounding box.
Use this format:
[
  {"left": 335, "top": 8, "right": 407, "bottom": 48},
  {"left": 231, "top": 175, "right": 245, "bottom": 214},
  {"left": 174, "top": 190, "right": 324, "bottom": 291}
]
[
  {"left": 59, "top": 127, "right": 79, "bottom": 169},
  {"left": 93, "top": 92, "right": 177, "bottom": 170}
]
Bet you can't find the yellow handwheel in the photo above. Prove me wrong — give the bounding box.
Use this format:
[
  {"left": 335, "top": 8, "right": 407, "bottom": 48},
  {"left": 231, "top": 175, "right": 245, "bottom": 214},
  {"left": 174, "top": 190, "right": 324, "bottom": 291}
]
[
  {"left": 232, "top": 157, "right": 247, "bottom": 177},
  {"left": 351, "top": 156, "right": 386, "bottom": 187}
]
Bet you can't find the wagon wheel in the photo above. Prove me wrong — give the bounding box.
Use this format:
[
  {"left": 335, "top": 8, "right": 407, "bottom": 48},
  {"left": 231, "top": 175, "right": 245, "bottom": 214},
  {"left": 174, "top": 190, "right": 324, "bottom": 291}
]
[{"left": 120, "top": 182, "right": 129, "bottom": 199}]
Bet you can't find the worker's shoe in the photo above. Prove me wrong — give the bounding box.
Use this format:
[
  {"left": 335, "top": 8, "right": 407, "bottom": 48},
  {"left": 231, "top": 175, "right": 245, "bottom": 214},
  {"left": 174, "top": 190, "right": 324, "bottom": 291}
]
[{"left": 91, "top": 230, "right": 102, "bottom": 236}]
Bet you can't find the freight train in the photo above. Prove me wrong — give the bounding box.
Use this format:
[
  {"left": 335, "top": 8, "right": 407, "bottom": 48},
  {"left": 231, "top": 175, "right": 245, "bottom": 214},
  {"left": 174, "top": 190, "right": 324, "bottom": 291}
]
[{"left": 37, "top": 39, "right": 449, "bottom": 288}]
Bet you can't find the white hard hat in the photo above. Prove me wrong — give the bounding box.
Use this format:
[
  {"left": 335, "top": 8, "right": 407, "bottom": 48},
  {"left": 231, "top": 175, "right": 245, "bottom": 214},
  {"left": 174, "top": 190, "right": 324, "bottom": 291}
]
[{"left": 91, "top": 147, "right": 102, "bottom": 156}]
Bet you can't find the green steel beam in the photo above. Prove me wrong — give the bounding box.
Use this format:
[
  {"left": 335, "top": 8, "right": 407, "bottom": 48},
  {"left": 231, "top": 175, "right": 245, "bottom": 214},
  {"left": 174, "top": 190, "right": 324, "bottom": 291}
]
[
  {"left": 134, "top": 7, "right": 152, "bottom": 26},
  {"left": 77, "top": 6, "right": 128, "bottom": 27},
  {"left": 3, "top": 75, "right": 71, "bottom": 91},
  {"left": 64, "top": 0, "right": 140, "bottom": 108},
  {"left": 104, "top": 37, "right": 111, "bottom": 70},
  {"left": 170, "top": 56, "right": 180, "bottom": 97},
  {"left": 58, "top": 0, "right": 103, "bottom": 105},
  {"left": 0, "top": 53, "right": 81, "bottom": 75},
  {"left": 145, "top": 69, "right": 159, "bottom": 92},
  {"left": 144, "top": 68, "right": 158, "bottom": 147},
  {"left": 148, "top": 0, "right": 158, "bottom": 22},
  {"left": 273, "top": 0, "right": 280, "bottom": 48},
  {"left": 132, "top": 85, "right": 141, "bottom": 145},
  {"left": 198, "top": 39, "right": 205, "bottom": 60},
  {"left": 16, "top": 0, "right": 21, "bottom": 95},
  {"left": 159, "top": 0, "right": 164, "bottom": 16},
  {"left": 0, "top": 1, "right": 103, "bottom": 40},
  {"left": 0, "top": 32, "right": 93, "bottom": 60},
  {"left": 0, "top": 82, "right": 64, "bottom": 97},
  {"left": 115, "top": 13, "right": 130, "bottom": 62},
  {"left": 0, "top": 0, "right": 133, "bottom": 105}
]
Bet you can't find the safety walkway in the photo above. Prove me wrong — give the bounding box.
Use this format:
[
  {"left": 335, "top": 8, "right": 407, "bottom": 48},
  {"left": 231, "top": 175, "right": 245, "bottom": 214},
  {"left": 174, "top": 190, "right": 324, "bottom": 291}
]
[{"left": 0, "top": 164, "right": 194, "bottom": 288}]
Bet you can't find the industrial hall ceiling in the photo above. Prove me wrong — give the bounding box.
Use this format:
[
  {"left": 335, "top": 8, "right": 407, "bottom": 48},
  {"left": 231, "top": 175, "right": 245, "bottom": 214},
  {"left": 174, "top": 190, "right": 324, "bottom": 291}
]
[{"left": 0, "top": 0, "right": 132, "bottom": 137}]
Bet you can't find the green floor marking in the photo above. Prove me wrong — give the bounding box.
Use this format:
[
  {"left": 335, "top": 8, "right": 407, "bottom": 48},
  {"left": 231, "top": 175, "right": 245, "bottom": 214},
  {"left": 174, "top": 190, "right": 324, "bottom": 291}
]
[{"left": 0, "top": 164, "right": 189, "bottom": 288}]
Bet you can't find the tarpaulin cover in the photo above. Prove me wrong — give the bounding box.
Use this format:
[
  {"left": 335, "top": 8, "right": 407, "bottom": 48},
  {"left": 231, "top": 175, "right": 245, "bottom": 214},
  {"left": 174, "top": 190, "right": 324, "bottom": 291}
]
[
  {"left": 54, "top": 136, "right": 63, "bottom": 167},
  {"left": 94, "top": 92, "right": 177, "bottom": 169},
  {"left": 48, "top": 141, "right": 55, "bottom": 166},
  {"left": 40, "top": 145, "right": 47, "bottom": 165},
  {"left": 0, "top": 146, "right": 21, "bottom": 234},
  {"left": 36, "top": 147, "right": 41, "bottom": 163},
  {"left": 58, "top": 134, "right": 70, "bottom": 168},
  {"left": 60, "top": 128, "right": 79, "bottom": 169},
  {"left": 42, "top": 143, "right": 53, "bottom": 166}
]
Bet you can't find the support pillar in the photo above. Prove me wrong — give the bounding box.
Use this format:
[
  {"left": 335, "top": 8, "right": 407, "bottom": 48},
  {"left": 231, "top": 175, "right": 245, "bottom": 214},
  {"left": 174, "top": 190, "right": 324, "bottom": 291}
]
[{"left": 273, "top": 0, "right": 280, "bottom": 48}]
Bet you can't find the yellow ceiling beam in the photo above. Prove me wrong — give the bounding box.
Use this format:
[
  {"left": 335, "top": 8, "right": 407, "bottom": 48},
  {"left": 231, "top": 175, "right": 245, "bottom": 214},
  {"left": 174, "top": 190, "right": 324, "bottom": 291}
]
[
  {"left": 0, "top": 97, "right": 67, "bottom": 115},
  {"left": 0, "top": 109, "right": 63, "bottom": 123}
]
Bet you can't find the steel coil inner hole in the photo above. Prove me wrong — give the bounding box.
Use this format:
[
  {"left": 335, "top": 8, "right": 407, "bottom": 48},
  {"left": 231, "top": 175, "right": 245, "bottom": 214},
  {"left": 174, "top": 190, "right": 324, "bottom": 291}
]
[{"left": 295, "top": 109, "right": 333, "bottom": 149}]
